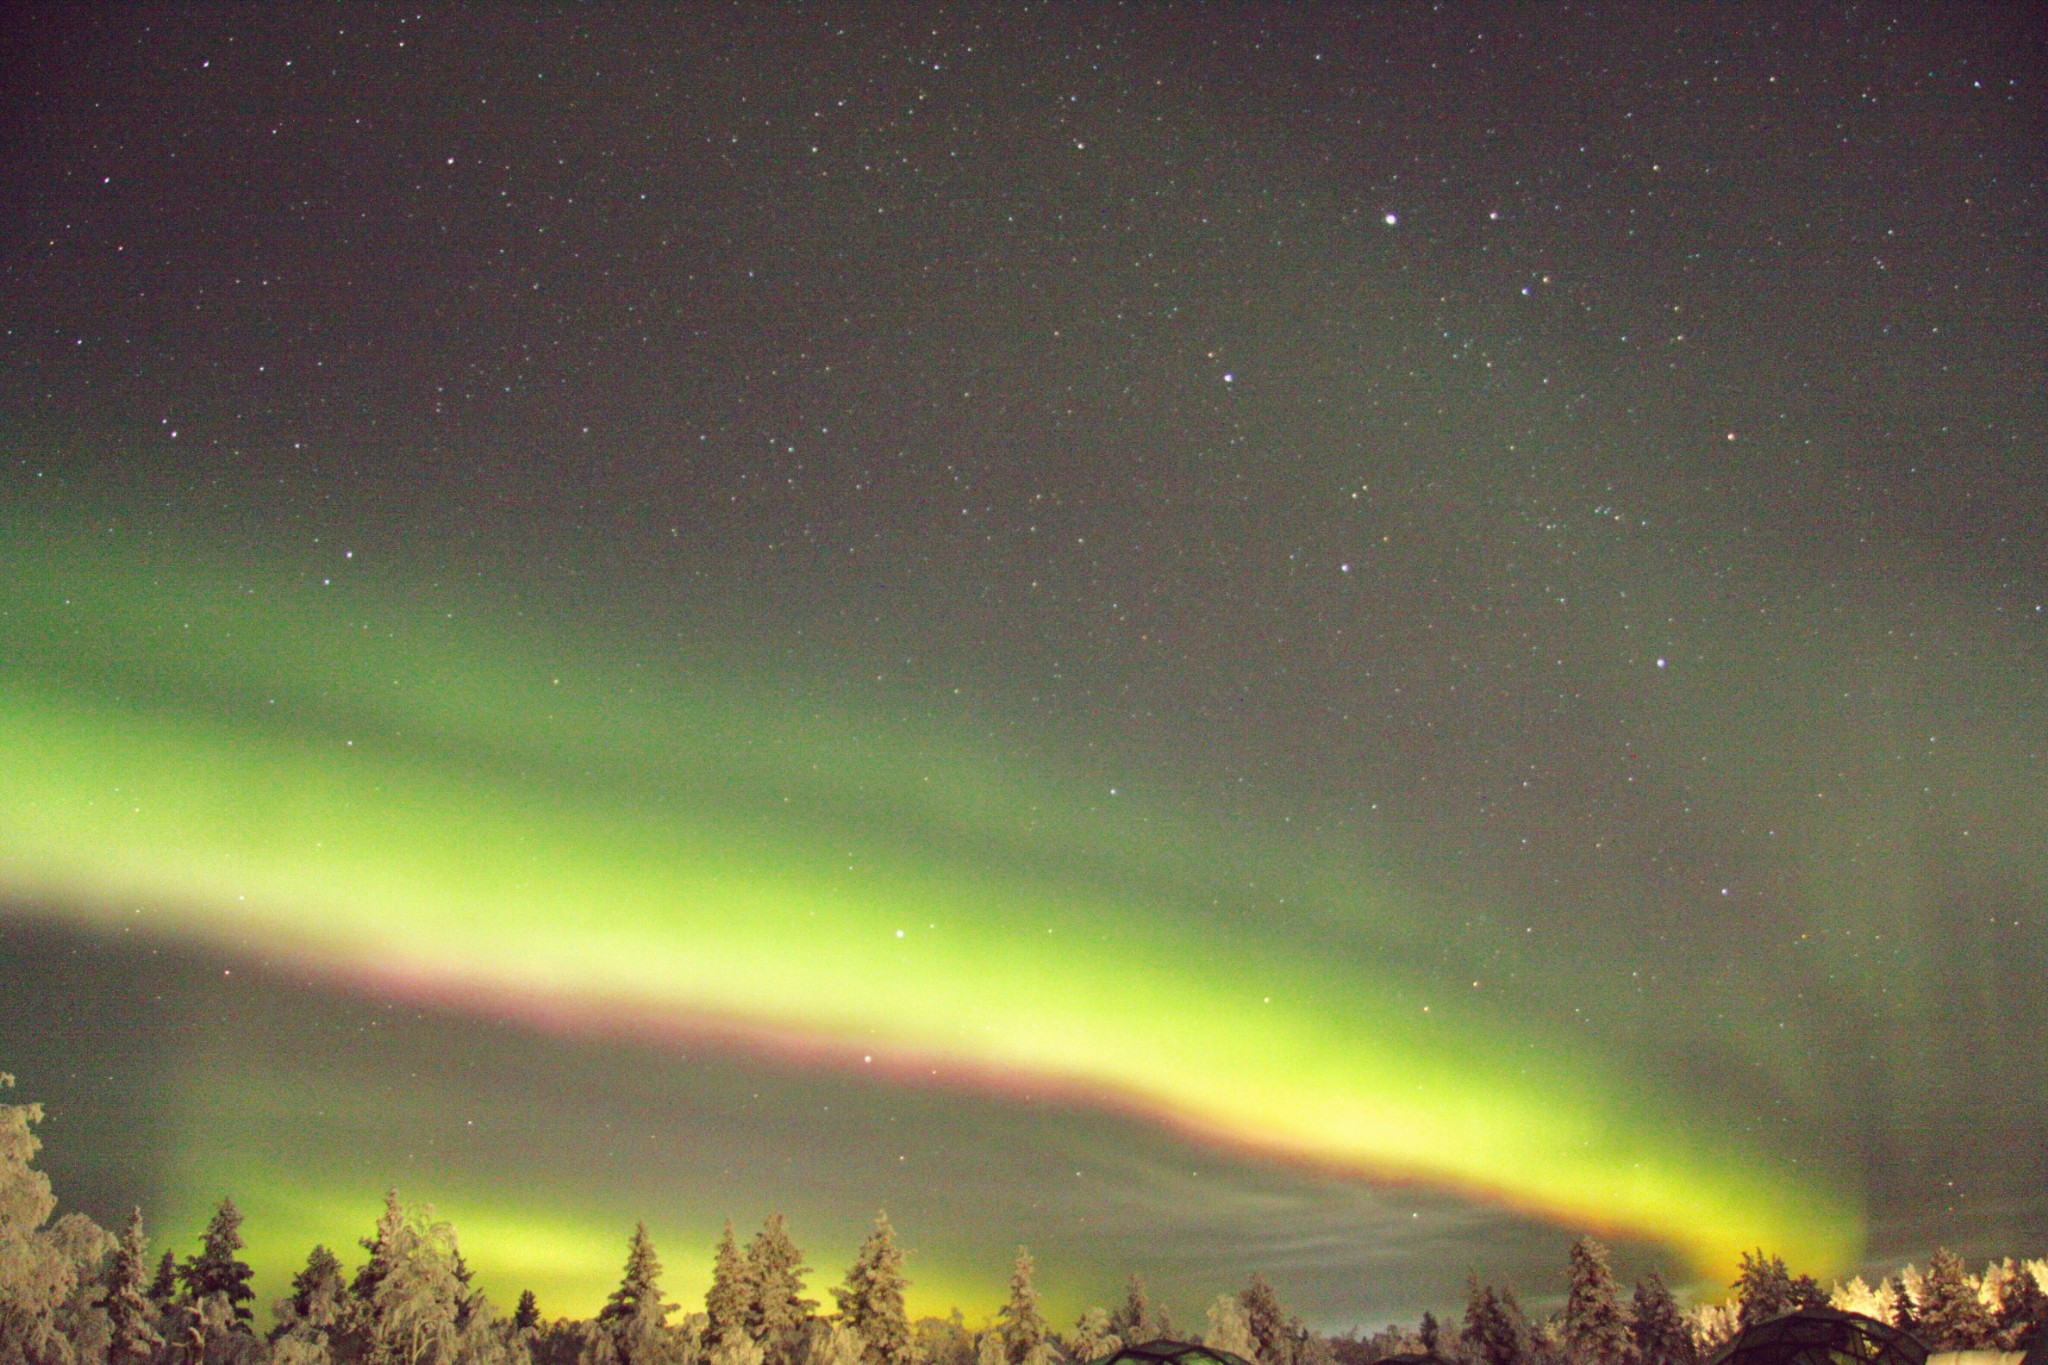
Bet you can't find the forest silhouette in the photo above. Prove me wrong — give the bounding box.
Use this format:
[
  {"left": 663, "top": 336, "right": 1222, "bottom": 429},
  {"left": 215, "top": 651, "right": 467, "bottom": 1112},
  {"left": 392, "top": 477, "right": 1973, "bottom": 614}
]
[{"left": 5, "top": 1074, "right": 2041, "bottom": 1365}]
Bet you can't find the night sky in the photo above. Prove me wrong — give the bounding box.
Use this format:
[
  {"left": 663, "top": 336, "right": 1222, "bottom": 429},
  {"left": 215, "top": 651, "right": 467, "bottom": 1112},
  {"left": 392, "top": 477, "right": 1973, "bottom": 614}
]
[{"left": 2, "top": 1, "right": 2044, "bottom": 1333}]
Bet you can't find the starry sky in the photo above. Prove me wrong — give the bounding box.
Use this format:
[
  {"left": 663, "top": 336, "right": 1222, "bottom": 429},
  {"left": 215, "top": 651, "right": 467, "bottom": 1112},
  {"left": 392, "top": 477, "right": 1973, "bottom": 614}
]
[{"left": 1, "top": 1, "right": 2043, "bottom": 1333}]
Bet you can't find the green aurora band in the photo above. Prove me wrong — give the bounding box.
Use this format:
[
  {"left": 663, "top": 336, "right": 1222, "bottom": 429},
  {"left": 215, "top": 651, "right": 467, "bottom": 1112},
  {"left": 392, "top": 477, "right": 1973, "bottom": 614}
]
[{"left": 0, "top": 515, "right": 1859, "bottom": 1297}]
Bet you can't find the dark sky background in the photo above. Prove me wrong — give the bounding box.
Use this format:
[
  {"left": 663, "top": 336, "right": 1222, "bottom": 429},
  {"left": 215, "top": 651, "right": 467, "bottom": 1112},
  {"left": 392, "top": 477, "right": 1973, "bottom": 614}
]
[{"left": 2, "top": 1, "right": 2044, "bottom": 1332}]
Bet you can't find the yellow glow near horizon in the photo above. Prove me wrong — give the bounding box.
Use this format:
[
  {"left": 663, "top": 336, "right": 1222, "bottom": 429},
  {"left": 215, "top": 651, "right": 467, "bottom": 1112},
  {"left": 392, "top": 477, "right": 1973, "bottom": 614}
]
[{"left": 2, "top": 525, "right": 1863, "bottom": 1302}]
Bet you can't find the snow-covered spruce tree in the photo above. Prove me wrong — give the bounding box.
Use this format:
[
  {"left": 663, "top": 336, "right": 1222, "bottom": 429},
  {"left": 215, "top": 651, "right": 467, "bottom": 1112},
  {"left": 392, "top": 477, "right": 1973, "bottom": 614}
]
[
  {"left": 1066, "top": 1308, "right": 1120, "bottom": 1365},
  {"left": 0, "top": 1074, "right": 80, "bottom": 1365},
  {"left": 1237, "top": 1275, "right": 1289, "bottom": 1365},
  {"left": 349, "top": 1191, "right": 414, "bottom": 1333},
  {"left": 1916, "top": 1250, "right": 1993, "bottom": 1351},
  {"left": 1992, "top": 1261, "right": 2048, "bottom": 1350},
  {"left": 180, "top": 1196, "right": 258, "bottom": 1339},
  {"left": 995, "top": 1250, "right": 1048, "bottom": 1365},
  {"left": 273, "top": 1244, "right": 348, "bottom": 1349},
  {"left": 831, "top": 1213, "right": 909, "bottom": 1365},
  {"left": 595, "top": 1225, "right": 679, "bottom": 1365},
  {"left": 1732, "top": 1253, "right": 1793, "bottom": 1330},
  {"left": 909, "top": 1312, "right": 974, "bottom": 1365},
  {"left": 148, "top": 1250, "right": 180, "bottom": 1311},
  {"left": 1111, "top": 1279, "right": 1169, "bottom": 1348},
  {"left": 1685, "top": 1302, "right": 1739, "bottom": 1357},
  {"left": 705, "top": 1225, "right": 756, "bottom": 1351},
  {"left": 369, "top": 1202, "right": 467, "bottom": 1365},
  {"left": 802, "top": 1322, "right": 864, "bottom": 1365},
  {"left": 1629, "top": 1274, "right": 1694, "bottom": 1365},
  {"left": 745, "top": 1216, "right": 816, "bottom": 1365},
  {"left": 102, "top": 1209, "right": 165, "bottom": 1365},
  {"left": 1461, "top": 1277, "right": 1522, "bottom": 1365},
  {"left": 1562, "top": 1239, "right": 1630, "bottom": 1365},
  {"left": 1882, "top": 1276, "right": 1916, "bottom": 1334},
  {"left": 1201, "top": 1297, "right": 1253, "bottom": 1361}
]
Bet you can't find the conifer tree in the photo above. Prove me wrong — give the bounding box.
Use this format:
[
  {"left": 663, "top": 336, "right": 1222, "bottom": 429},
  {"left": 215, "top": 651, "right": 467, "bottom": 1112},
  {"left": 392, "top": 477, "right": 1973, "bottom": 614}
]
[
  {"left": 1288, "top": 1319, "right": 1331, "bottom": 1365},
  {"left": 1237, "top": 1276, "right": 1288, "bottom": 1365},
  {"left": 180, "top": 1197, "right": 257, "bottom": 1330},
  {"left": 745, "top": 1215, "right": 816, "bottom": 1365},
  {"left": 1418, "top": 1314, "right": 1440, "bottom": 1357},
  {"left": 1068, "top": 1308, "right": 1120, "bottom": 1364},
  {"left": 274, "top": 1244, "right": 347, "bottom": 1343},
  {"left": 1498, "top": 1292, "right": 1536, "bottom": 1365},
  {"left": 369, "top": 1202, "right": 465, "bottom": 1365},
  {"left": 1461, "top": 1278, "right": 1521, "bottom": 1365},
  {"left": 1629, "top": 1275, "right": 1693, "bottom": 1365},
  {"left": 596, "top": 1225, "right": 678, "bottom": 1365},
  {"left": 0, "top": 1076, "right": 79, "bottom": 1365},
  {"left": 354, "top": 1192, "right": 410, "bottom": 1304},
  {"left": 515, "top": 1294, "right": 543, "bottom": 1336},
  {"left": 1993, "top": 1263, "right": 2047, "bottom": 1350},
  {"left": 804, "top": 1322, "right": 865, "bottom": 1365},
  {"left": 532, "top": 1320, "right": 596, "bottom": 1365},
  {"left": 1526, "top": 1316, "right": 1570, "bottom": 1365},
  {"left": 706, "top": 1224, "right": 756, "bottom": 1349},
  {"left": 450, "top": 1248, "right": 481, "bottom": 1332},
  {"left": 102, "top": 1208, "right": 165, "bottom": 1365},
  {"left": 329, "top": 1195, "right": 407, "bottom": 1365},
  {"left": 1917, "top": 1250, "right": 1993, "bottom": 1351},
  {"left": 1562, "top": 1238, "right": 1630, "bottom": 1365},
  {"left": 274, "top": 1332, "right": 337, "bottom": 1365},
  {"left": 273, "top": 1245, "right": 348, "bottom": 1365},
  {"left": 1884, "top": 1278, "right": 1916, "bottom": 1335},
  {"left": 149, "top": 1250, "right": 181, "bottom": 1308},
  {"left": 910, "top": 1312, "right": 974, "bottom": 1365},
  {"left": 832, "top": 1213, "right": 910, "bottom": 1365},
  {"left": 1733, "top": 1253, "right": 1793, "bottom": 1329},
  {"left": 1110, "top": 1279, "right": 1167, "bottom": 1347},
  {"left": 996, "top": 1249, "right": 1048, "bottom": 1365},
  {"left": 43, "top": 1211, "right": 116, "bottom": 1365},
  {"left": 1202, "top": 1297, "right": 1255, "bottom": 1361}
]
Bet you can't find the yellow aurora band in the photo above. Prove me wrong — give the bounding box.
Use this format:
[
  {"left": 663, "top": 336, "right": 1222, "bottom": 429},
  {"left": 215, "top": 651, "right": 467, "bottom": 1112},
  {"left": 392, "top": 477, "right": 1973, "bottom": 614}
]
[{"left": 0, "top": 516, "right": 1860, "bottom": 1286}]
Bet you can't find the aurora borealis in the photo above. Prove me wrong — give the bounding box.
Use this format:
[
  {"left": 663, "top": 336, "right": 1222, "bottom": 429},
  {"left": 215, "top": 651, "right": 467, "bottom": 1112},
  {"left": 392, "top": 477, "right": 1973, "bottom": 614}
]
[{"left": 2, "top": 1, "right": 2044, "bottom": 1332}]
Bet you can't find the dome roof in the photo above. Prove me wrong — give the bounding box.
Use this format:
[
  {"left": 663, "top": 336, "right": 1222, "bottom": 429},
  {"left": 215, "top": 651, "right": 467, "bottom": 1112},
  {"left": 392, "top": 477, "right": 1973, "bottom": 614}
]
[
  {"left": 1084, "top": 1340, "right": 1258, "bottom": 1365},
  {"left": 1707, "top": 1308, "right": 1930, "bottom": 1365}
]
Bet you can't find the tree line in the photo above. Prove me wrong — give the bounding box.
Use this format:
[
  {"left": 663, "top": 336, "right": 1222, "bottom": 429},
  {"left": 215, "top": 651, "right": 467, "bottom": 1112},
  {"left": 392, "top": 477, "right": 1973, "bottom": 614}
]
[{"left": 4, "top": 1075, "right": 2042, "bottom": 1365}]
